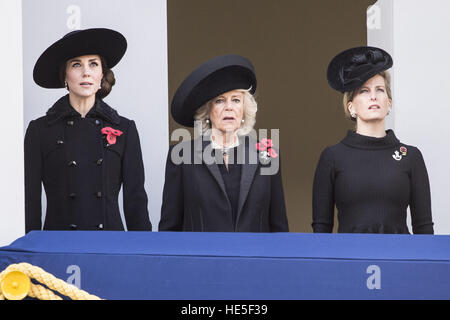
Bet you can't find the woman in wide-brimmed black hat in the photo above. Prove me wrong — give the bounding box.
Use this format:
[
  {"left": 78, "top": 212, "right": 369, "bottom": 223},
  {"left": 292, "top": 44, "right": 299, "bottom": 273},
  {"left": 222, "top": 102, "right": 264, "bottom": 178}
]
[
  {"left": 312, "top": 46, "right": 433, "bottom": 234},
  {"left": 159, "top": 54, "right": 288, "bottom": 232},
  {"left": 25, "top": 28, "right": 151, "bottom": 232}
]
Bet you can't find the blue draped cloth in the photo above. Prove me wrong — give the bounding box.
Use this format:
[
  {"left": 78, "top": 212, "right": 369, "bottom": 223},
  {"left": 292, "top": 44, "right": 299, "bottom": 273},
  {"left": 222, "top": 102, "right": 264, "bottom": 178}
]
[{"left": 1, "top": 231, "right": 449, "bottom": 299}]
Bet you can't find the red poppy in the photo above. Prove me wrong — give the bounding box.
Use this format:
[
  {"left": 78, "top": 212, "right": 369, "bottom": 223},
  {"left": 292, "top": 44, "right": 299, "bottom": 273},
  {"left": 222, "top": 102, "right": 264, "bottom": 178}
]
[
  {"left": 256, "top": 142, "right": 266, "bottom": 151},
  {"left": 256, "top": 138, "right": 274, "bottom": 151},
  {"left": 101, "top": 127, "right": 123, "bottom": 145},
  {"left": 400, "top": 146, "right": 407, "bottom": 154},
  {"left": 260, "top": 138, "right": 273, "bottom": 148},
  {"left": 268, "top": 147, "right": 278, "bottom": 158}
]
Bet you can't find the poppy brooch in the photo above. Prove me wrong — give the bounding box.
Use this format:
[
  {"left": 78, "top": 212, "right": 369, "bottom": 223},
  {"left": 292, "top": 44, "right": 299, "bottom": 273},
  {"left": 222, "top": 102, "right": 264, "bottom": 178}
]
[
  {"left": 256, "top": 138, "right": 278, "bottom": 164},
  {"left": 101, "top": 127, "right": 123, "bottom": 146}
]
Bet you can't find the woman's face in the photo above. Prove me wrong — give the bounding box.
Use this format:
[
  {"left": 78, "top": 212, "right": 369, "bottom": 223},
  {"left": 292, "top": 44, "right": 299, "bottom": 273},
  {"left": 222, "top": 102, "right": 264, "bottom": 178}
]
[
  {"left": 209, "top": 89, "right": 244, "bottom": 134},
  {"left": 348, "top": 74, "right": 391, "bottom": 122},
  {"left": 65, "top": 54, "right": 103, "bottom": 99}
]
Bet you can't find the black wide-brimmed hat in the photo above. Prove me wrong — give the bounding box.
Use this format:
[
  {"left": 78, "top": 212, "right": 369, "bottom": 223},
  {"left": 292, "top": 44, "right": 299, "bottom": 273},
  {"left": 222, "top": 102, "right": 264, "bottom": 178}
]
[
  {"left": 171, "top": 54, "right": 257, "bottom": 127},
  {"left": 327, "top": 46, "right": 393, "bottom": 93},
  {"left": 33, "top": 28, "right": 127, "bottom": 88}
]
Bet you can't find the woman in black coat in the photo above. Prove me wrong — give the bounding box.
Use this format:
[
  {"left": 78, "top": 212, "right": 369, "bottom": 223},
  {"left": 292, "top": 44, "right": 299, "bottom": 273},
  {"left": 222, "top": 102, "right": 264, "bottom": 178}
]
[
  {"left": 159, "top": 55, "right": 288, "bottom": 232},
  {"left": 312, "top": 46, "right": 434, "bottom": 234},
  {"left": 25, "top": 28, "right": 151, "bottom": 232}
]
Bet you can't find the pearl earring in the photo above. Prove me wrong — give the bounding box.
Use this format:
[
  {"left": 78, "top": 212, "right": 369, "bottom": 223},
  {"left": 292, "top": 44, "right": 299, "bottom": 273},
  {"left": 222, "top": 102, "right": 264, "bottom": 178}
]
[
  {"left": 64, "top": 80, "right": 68, "bottom": 90},
  {"left": 241, "top": 119, "right": 245, "bottom": 123},
  {"left": 205, "top": 119, "right": 210, "bottom": 124}
]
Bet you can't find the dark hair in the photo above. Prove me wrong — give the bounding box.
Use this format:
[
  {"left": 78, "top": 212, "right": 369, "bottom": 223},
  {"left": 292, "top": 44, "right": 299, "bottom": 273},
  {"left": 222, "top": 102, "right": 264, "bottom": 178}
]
[
  {"left": 59, "top": 55, "right": 116, "bottom": 100},
  {"left": 96, "top": 56, "right": 115, "bottom": 99}
]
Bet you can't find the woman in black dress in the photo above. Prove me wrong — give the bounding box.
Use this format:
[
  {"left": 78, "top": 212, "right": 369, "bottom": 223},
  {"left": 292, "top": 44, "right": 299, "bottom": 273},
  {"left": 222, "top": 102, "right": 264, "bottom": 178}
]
[
  {"left": 159, "top": 54, "right": 288, "bottom": 232},
  {"left": 25, "top": 28, "right": 151, "bottom": 232},
  {"left": 312, "top": 46, "right": 434, "bottom": 234}
]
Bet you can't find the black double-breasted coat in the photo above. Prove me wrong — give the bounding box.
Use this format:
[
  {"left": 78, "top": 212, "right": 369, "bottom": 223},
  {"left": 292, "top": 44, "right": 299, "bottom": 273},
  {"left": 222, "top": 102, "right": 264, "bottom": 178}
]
[
  {"left": 24, "top": 94, "right": 151, "bottom": 232},
  {"left": 159, "top": 136, "right": 289, "bottom": 232}
]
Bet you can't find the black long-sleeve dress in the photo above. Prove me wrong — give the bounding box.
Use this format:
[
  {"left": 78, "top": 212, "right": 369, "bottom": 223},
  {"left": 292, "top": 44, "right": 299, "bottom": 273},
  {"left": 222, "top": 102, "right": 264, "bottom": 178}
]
[
  {"left": 24, "top": 94, "right": 152, "bottom": 232},
  {"left": 312, "top": 130, "right": 434, "bottom": 234}
]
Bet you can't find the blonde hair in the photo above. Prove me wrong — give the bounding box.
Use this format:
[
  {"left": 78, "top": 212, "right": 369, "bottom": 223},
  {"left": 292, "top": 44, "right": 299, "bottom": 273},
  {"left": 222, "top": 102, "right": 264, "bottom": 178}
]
[
  {"left": 343, "top": 71, "right": 392, "bottom": 121},
  {"left": 194, "top": 88, "right": 257, "bottom": 136}
]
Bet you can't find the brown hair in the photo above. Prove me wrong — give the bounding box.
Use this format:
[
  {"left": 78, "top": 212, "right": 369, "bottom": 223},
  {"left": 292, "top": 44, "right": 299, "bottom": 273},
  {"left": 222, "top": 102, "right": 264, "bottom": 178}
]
[
  {"left": 59, "top": 56, "right": 115, "bottom": 100},
  {"left": 96, "top": 57, "right": 115, "bottom": 99},
  {"left": 342, "top": 71, "right": 392, "bottom": 121}
]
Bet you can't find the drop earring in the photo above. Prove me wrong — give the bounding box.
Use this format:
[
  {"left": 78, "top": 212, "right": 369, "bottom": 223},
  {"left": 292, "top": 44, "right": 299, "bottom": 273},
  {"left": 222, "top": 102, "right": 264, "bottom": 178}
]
[
  {"left": 348, "top": 103, "right": 356, "bottom": 119},
  {"left": 64, "top": 80, "right": 68, "bottom": 90}
]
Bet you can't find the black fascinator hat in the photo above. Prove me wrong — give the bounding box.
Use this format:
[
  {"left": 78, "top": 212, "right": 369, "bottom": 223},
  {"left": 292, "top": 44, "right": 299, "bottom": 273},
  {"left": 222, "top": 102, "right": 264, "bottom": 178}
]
[
  {"left": 171, "top": 54, "right": 257, "bottom": 127},
  {"left": 33, "top": 28, "right": 127, "bottom": 88},
  {"left": 327, "top": 46, "right": 393, "bottom": 93}
]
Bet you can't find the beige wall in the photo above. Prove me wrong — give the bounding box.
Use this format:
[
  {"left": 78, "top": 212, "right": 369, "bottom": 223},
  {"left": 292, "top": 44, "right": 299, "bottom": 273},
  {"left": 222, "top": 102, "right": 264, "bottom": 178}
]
[{"left": 167, "top": 0, "right": 375, "bottom": 232}]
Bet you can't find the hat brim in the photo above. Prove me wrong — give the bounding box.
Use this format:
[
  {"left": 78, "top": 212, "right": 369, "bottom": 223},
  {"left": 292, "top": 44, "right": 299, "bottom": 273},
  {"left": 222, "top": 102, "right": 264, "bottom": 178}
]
[
  {"left": 171, "top": 54, "right": 257, "bottom": 127},
  {"left": 327, "top": 46, "right": 393, "bottom": 93},
  {"left": 33, "top": 28, "right": 127, "bottom": 88}
]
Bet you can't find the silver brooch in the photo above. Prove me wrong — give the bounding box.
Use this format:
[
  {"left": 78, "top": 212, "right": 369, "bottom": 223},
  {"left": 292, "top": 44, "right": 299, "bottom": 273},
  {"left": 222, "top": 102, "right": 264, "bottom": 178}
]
[{"left": 392, "top": 150, "right": 402, "bottom": 161}]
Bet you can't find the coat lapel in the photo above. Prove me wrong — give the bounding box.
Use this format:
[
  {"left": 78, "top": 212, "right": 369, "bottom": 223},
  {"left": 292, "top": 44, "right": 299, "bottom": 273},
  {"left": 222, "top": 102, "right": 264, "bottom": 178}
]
[
  {"left": 46, "top": 95, "right": 79, "bottom": 125},
  {"left": 196, "top": 138, "right": 228, "bottom": 198},
  {"left": 94, "top": 99, "right": 121, "bottom": 125},
  {"left": 236, "top": 136, "right": 258, "bottom": 227},
  {"left": 196, "top": 135, "right": 259, "bottom": 229}
]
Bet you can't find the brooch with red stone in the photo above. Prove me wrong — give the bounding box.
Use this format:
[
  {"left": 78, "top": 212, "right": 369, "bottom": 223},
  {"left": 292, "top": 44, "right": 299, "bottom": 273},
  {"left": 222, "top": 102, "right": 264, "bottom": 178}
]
[
  {"left": 400, "top": 146, "right": 407, "bottom": 156},
  {"left": 101, "top": 127, "right": 123, "bottom": 146}
]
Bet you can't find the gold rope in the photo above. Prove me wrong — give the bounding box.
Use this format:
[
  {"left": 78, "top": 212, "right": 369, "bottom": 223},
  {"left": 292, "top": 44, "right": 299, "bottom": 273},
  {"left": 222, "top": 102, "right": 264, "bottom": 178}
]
[{"left": 0, "top": 263, "right": 102, "bottom": 300}]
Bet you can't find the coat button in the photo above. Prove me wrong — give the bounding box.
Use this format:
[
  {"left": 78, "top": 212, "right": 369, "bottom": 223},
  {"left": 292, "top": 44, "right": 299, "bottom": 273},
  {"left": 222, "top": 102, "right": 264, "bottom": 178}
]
[
  {"left": 56, "top": 140, "right": 64, "bottom": 145},
  {"left": 67, "top": 120, "right": 74, "bottom": 126},
  {"left": 97, "top": 224, "right": 104, "bottom": 230},
  {"left": 68, "top": 160, "right": 77, "bottom": 167},
  {"left": 96, "top": 191, "right": 102, "bottom": 198},
  {"left": 70, "top": 224, "right": 77, "bottom": 230},
  {"left": 69, "top": 193, "right": 76, "bottom": 199},
  {"left": 96, "top": 159, "right": 103, "bottom": 166},
  {"left": 95, "top": 119, "right": 100, "bottom": 126}
]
